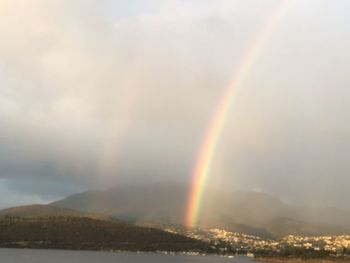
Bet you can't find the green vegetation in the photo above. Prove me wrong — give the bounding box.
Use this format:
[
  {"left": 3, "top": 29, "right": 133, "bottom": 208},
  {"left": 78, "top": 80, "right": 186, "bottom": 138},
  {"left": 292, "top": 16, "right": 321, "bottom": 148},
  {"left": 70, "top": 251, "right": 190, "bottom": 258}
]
[
  {"left": 0, "top": 216, "right": 211, "bottom": 252},
  {"left": 255, "top": 246, "right": 350, "bottom": 260}
]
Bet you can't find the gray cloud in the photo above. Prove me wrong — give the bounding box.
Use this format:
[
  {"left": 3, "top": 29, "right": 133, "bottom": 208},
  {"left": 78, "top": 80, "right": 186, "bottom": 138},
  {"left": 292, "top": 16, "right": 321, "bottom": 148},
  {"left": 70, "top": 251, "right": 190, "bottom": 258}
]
[{"left": 0, "top": 0, "right": 349, "bottom": 210}]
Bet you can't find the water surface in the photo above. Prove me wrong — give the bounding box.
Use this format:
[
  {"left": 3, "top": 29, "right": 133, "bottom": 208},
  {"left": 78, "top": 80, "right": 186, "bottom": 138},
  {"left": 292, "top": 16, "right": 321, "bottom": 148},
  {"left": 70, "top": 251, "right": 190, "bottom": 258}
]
[{"left": 0, "top": 248, "right": 257, "bottom": 263}]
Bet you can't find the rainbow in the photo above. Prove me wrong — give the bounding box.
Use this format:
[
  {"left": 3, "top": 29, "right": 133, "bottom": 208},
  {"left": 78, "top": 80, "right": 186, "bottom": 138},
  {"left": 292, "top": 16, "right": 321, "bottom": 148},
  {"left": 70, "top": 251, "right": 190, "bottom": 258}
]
[{"left": 185, "top": 1, "right": 293, "bottom": 228}]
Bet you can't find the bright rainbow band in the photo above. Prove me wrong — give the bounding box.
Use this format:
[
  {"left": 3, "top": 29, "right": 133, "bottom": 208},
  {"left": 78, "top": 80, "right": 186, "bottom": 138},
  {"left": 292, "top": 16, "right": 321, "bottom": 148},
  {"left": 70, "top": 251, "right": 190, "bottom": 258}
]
[{"left": 185, "top": 1, "right": 293, "bottom": 228}]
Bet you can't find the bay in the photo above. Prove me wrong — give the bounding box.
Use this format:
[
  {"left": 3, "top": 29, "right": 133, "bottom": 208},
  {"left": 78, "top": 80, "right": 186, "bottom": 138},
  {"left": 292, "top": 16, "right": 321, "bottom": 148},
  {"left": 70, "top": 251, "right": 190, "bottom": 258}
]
[{"left": 0, "top": 248, "right": 257, "bottom": 263}]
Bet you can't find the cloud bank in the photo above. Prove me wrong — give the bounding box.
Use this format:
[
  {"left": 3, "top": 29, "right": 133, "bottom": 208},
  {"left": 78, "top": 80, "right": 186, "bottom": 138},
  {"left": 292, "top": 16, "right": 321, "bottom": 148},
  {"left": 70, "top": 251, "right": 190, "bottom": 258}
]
[{"left": 0, "top": 0, "right": 350, "bottom": 209}]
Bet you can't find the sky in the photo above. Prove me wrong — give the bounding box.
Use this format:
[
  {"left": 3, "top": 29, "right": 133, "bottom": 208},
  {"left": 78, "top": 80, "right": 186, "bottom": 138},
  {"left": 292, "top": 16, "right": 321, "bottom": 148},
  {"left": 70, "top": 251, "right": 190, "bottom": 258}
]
[{"left": 0, "top": 0, "right": 350, "bottom": 209}]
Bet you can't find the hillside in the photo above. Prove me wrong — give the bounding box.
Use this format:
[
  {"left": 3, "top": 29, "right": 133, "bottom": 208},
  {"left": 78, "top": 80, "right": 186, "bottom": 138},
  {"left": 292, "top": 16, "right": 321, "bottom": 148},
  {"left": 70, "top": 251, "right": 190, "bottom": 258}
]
[
  {"left": 0, "top": 204, "right": 113, "bottom": 221},
  {"left": 52, "top": 184, "right": 189, "bottom": 224},
  {"left": 0, "top": 216, "right": 210, "bottom": 252},
  {"left": 263, "top": 218, "right": 348, "bottom": 238},
  {"left": 51, "top": 183, "right": 350, "bottom": 238}
]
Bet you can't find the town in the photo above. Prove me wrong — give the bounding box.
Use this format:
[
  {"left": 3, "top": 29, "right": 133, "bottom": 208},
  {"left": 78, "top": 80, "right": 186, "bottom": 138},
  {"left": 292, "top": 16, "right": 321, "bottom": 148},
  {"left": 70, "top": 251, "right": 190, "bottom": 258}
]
[{"left": 165, "top": 227, "right": 350, "bottom": 258}]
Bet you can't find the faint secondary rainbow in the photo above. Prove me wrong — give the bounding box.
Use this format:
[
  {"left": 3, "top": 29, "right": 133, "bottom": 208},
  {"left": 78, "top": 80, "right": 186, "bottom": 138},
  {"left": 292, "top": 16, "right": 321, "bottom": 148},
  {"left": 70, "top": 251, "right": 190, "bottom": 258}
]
[{"left": 185, "top": 1, "right": 293, "bottom": 228}]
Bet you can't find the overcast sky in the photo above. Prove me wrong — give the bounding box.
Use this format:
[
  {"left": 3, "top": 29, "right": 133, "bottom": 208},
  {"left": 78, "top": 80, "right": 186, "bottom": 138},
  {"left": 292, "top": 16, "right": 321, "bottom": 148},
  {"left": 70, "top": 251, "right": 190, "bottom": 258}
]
[{"left": 0, "top": 0, "right": 350, "bottom": 209}]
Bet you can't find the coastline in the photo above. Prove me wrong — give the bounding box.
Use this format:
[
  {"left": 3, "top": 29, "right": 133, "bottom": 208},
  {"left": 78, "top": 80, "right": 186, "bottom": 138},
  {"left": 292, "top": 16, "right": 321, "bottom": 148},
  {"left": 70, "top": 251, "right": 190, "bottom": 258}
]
[{"left": 256, "top": 257, "right": 350, "bottom": 263}]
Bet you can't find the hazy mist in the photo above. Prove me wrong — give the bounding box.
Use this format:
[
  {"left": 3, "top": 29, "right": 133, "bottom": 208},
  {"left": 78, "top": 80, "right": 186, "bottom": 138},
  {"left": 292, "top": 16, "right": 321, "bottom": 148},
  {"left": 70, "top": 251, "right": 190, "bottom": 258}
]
[{"left": 0, "top": 0, "right": 350, "bottom": 210}]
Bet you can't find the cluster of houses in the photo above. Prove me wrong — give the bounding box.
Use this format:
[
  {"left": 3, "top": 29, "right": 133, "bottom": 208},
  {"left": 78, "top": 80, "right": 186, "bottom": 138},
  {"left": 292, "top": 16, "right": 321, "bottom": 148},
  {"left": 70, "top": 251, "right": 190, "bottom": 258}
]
[
  {"left": 166, "top": 226, "right": 350, "bottom": 255},
  {"left": 282, "top": 234, "right": 350, "bottom": 252}
]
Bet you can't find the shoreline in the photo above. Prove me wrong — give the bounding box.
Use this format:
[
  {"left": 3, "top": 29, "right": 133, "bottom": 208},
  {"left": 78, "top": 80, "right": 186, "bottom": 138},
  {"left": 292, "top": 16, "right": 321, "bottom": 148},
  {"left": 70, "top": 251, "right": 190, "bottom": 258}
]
[
  {"left": 256, "top": 257, "right": 350, "bottom": 263},
  {"left": 0, "top": 247, "right": 241, "bottom": 259},
  {"left": 0, "top": 246, "right": 213, "bottom": 256}
]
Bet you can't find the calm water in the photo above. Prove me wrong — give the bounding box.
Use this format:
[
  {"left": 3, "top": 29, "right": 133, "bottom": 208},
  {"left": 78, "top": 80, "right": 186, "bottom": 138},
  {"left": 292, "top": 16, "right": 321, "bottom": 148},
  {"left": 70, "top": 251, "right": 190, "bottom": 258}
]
[{"left": 0, "top": 248, "right": 257, "bottom": 263}]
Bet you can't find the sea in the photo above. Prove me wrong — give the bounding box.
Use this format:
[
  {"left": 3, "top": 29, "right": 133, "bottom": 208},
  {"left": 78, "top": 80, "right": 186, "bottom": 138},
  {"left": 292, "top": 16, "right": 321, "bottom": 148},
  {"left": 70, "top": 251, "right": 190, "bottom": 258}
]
[{"left": 0, "top": 248, "right": 258, "bottom": 263}]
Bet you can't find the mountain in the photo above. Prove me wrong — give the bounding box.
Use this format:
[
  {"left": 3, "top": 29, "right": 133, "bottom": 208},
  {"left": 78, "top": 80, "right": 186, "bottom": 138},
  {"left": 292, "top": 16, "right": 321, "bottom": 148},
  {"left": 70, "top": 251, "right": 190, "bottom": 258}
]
[
  {"left": 52, "top": 183, "right": 189, "bottom": 224},
  {"left": 51, "top": 183, "right": 350, "bottom": 238},
  {"left": 0, "top": 216, "right": 209, "bottom": 252}
]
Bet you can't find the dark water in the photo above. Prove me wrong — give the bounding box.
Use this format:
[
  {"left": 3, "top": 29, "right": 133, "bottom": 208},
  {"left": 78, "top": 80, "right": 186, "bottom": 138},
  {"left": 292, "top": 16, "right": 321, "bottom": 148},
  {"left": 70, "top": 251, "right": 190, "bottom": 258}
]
[{"left": 0, "top": 249, "right": 257, "bottom": 263}]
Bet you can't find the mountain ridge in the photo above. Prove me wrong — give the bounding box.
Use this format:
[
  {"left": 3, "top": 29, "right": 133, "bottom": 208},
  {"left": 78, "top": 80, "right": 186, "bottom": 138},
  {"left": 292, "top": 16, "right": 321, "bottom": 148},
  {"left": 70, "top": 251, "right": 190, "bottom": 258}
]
[{"left": 50, "top": 183, "right": 350, "bottom": 238}]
